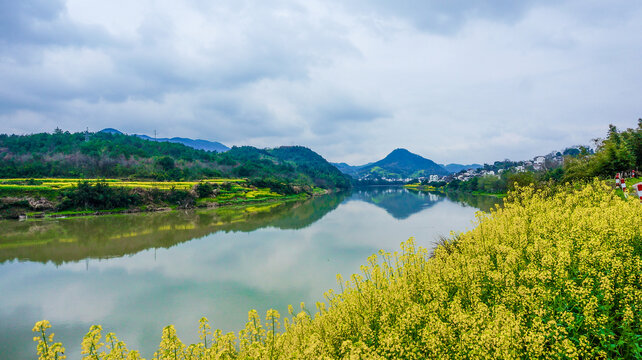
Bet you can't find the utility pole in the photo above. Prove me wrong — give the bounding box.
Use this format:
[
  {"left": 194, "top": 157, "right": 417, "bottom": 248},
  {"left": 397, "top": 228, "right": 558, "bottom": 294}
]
[{"left": 154, "top": 129, "right": 157, "bottom": 141}]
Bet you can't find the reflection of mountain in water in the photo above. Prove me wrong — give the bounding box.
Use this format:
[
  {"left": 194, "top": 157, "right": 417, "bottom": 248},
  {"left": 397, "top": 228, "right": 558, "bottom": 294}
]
[
  {"left": 350, "top": 187, "right": 444, "bottom": 220},
  {"left": 0, "top": 192, "right": 347, "bottom": 265}
]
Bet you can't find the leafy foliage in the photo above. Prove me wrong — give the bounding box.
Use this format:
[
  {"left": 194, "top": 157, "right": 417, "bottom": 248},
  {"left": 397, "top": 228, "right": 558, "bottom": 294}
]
[
  {"left": 195, "top": 182, "right": 216, "bottom": 198},
  {"left": 33, "top": 182, "right": 642, "bottom": 359},
  {"left": 59, "top": 181, "right": 141, "bottom": 211},
  {"left": 563, "top": 120, "right": 642, "bottom": 181}
]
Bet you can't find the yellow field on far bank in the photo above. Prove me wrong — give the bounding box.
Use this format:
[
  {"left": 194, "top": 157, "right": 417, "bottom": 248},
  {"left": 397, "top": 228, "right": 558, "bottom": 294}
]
[{"left": 0, "top": 178, "right": 247, "bottom": 191}]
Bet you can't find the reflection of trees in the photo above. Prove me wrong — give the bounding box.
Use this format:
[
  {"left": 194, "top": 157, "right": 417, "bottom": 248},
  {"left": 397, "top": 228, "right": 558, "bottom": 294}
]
[
  {"left": 350, "top": 187, "right": 444, "bottom": 220},
  {"left": 0, "top": 188, "right": 500, "bottom": 265},
  {"left": 0, "top": 193, "right": 347, "bottom": 265},
  {"left": 440, "top": 191, "right": 503, "bottom": 212}
]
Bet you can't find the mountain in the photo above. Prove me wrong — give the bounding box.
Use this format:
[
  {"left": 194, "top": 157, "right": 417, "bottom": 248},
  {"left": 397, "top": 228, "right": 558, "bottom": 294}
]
[
  {"left": 347, "top": 148, "right": 448, "bottom": 179},
  {"left": 222, "top": 146, "right": 351, "bottom": 189},
  {"left": 442, "top": 163, "right": 483, "bottom": 174},
  {"left": 99, "top": 128, "right": 229, "bottom": 153},
  {"left": 136, "top": 134, "right": 229, "bottom": 153},
  {"left": 100, "top": 128, "right": 123, "bottom": 135},
  {"left": 330, "top": 162, "right": 363, "bottom": 177},
  {"left": 0, "top": 131, "right": 351, "bottom": 189}
]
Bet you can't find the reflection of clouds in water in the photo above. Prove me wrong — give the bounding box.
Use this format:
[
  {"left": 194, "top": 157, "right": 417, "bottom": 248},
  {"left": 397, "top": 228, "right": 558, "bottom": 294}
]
[
  {"left": 62, "top": 197, "right": 479, "bottom": 292},
  {"left": 0, "top": 263, "right": 116, "bottom": 323},
  {"left": 0, "top": 192, "right": 482, "bottom": 357},
  {"left": 78, "top": 198, "right": 478, "bottom": 296}
]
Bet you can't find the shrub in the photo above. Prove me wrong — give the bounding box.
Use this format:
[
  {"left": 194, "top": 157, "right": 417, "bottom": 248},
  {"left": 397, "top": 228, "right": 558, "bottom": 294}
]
[
  {"left": 195, "top": 182, "right": 216, "bottom": 198},
  {"left": 165, "top": 187, "right": 195, "bottom": 208},
  {"left": 249, "top": 178, "right": 297, "bottom": 195},
  {"left": 58, "top": 181, "right": 141, "bottom": 210}
]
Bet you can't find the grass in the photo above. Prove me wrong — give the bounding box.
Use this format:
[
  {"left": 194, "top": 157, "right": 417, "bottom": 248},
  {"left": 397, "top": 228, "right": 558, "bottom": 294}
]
[{"left": 470, "top": 190, "right": 507, "bottom": 197}]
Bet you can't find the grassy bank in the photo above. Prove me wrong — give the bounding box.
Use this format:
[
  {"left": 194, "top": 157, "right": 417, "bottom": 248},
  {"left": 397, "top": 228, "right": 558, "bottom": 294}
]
[
  {"left": 0, "top": 178, "right": 317, "bottom": 219},
  {"left": 33, "top": 181, "right": 642, "bottom": 359}
]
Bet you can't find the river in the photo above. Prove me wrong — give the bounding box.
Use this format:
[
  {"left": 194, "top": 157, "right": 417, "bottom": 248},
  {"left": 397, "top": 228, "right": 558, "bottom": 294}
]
[{"left": 0, "top": 187, "right": 501, "bottom": 358}]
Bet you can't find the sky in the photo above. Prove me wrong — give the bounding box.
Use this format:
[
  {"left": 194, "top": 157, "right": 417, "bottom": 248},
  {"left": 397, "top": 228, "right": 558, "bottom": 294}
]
[{"left": 1, "top": 0, "right": 641, "bottom": 165}]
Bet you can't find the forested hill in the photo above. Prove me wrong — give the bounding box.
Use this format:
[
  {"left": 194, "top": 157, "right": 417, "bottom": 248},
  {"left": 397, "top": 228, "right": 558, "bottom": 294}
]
[
  {"left": 356, "top": 148, "right": 449, "bottom": 179},
  {"left": 219, "top": 146, "right": 351, "bottom": 189},
  {"left": 0, "top": 130, "right": 351, "bottom": 189}
]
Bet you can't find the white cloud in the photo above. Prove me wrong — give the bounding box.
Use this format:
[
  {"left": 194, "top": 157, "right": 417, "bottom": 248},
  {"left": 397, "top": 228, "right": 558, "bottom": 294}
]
[{"left": 1, "top": 0, "right": 641, "bottom": 164}]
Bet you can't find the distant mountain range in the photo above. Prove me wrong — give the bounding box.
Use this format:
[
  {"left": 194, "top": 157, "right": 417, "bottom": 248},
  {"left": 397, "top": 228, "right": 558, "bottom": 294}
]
[
  {"left": 100, "top": 128, "right": 230, "bottom": 153},
  {"left": 333, "top": 148, "right": 449, "bottom": 179},
  {"left": 333, "top": 149, "right": 484, "bottom": 179}
]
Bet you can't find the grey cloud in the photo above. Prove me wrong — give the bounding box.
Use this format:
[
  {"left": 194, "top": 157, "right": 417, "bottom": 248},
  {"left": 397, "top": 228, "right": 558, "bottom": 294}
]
[
  {"left": 1, "top": 0, "right": 642, "bottom": 165},
  {"left": 0, "top": 0, "right": 356, "bottom": 111},
  {"left": 0, "top": 0, "right": 112, "bottom": 46},
  {"left": 340, "top": 0, "right": 556, "bottom": 33},
  {"left": 306, "top": 97, "right": 389, "bottom": 136}
]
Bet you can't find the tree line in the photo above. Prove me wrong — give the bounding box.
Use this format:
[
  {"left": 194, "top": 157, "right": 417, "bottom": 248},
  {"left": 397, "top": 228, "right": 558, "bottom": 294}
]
[
  {"left": 435, "top": 120, "right": 642, "bottom": 194},
  {"left": 0, "top": 130, "right": 351, "bottom": 190}
]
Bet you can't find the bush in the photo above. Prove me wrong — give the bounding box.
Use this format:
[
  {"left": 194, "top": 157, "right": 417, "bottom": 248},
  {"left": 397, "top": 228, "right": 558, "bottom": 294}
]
[
  {"left": 58, "top": 181, "right": 141, "bottom": 210},
  {"left": 195, "top": 182, "right": 216, "bottom": 198},
  {"left": 249, "top": 178, "right": 297, "bottom": 195},
  {"left": 165, "top": 187, "right": 195, "bottom": 208}
]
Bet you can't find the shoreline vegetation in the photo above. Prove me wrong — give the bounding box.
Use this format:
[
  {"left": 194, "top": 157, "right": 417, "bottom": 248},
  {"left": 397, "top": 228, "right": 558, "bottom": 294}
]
[
  {"left": 32, "top": 181, "right": 642, "bottom": 359},
  {"left": 404, "top": 179, "right": 641, "bottom": 200},
  {"left": 0, "top": 129, "right": 352, "bottom": 219},
  {"left": 0, "top": 178, "right": 331, "bottom": 220}
]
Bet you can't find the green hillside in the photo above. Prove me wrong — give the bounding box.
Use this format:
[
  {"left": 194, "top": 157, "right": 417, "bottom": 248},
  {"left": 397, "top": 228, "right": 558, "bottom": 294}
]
[
  {"left": 0, "top": 130, "right": 351, "bottom": 190},
  {"left": 357, "top": 148, "right": 449, "bottom": 179}
]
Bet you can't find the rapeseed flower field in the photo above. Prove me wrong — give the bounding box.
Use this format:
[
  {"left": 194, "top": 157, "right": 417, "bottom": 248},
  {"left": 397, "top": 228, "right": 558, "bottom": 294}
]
[
  {"left": 0, "top": 178, "right": 246, "bottom": 191},
  {"left": 33, "top": 181, "right": 642, "bottom": 359}
]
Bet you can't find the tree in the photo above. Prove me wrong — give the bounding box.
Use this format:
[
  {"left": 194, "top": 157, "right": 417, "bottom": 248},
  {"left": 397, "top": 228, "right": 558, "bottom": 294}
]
[{"left": 156, "top": 156, "right": 175, "bottom": 171}]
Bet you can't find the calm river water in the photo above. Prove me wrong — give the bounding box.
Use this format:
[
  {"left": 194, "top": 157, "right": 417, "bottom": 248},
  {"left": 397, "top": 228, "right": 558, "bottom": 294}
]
[{"left": 0, "top": 187, "right": 500, "bottom": 358}]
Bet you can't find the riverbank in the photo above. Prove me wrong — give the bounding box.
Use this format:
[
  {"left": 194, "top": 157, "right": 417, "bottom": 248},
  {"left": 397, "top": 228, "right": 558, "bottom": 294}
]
[
  {"left": 0, "top": 178, "right": 329, "bottom": 220},
  {"left": 404, "top": 183, "right": 507, "bottom": 198},
  {"left": 406, "top": 177, "right": 642, "bottom": 199}
]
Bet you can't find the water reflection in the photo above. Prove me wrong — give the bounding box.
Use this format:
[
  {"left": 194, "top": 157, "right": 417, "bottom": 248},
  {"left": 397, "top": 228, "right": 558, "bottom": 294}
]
[
  {"left": 350, "top": 186, "right": 443, "bottom": 219},
  {"left": 0, "top": 187, "right": 500, "bottom": 358},
  {"left": 0, "top": 193, "right": 347, "bottom": 265},
  {"left": 440, "top": 191, "right": 504, "bottom": 213}
]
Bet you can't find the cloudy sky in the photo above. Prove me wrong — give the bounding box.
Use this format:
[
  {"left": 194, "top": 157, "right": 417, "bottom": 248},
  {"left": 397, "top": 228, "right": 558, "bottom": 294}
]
[{"left": 1, "top": 0, "right": 641, "bottom": 164}]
